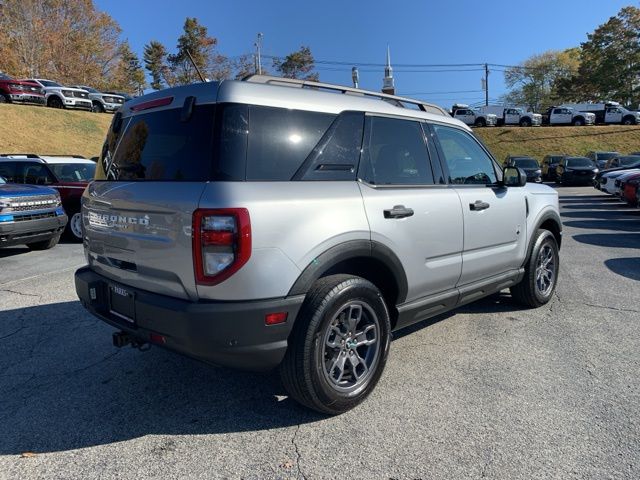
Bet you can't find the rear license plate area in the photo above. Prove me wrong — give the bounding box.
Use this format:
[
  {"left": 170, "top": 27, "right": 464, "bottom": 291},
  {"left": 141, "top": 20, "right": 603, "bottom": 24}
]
[{"left": 109, "top": 284, "right": 135, "bottom": 324}]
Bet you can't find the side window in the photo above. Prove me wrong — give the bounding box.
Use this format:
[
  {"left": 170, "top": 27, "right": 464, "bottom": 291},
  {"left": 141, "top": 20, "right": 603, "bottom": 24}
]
[
  {"left": 553, "top": 108, "right": 562, "bottom": 115},
  {"left": 432, "top": 124, "right": 498, "bottom": 185},
  {"left": 15, "top": 163, "right": 55, "bottom": 185},
  {"left": 214, "top": 103, "right": 248, "bottom": 181},
  {"left": 0, "top": 162, "right": 16, "bottom": 183},
  {"left": 246, "top": 106, "right": 335, "bottom": 181},
  {"left": 360, "top": 116, "right": 434, "bottom": 185},
  {"left": 295, "top": 111, "right": 364, "bottom": 181}
]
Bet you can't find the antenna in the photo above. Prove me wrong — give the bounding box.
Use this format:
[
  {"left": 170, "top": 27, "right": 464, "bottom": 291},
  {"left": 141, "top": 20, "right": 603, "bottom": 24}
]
[{"left": 186, "top": 49, "right": 206, "bottom": 82}]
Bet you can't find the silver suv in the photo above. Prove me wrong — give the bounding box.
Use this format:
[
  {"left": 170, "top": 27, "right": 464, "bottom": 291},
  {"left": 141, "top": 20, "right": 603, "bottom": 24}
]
[
  {"left": 71, "top": 85, "right": 124, "bottom": 113},
  {"left": 75, "top": 76, "right": 562, "bottom": 414}
]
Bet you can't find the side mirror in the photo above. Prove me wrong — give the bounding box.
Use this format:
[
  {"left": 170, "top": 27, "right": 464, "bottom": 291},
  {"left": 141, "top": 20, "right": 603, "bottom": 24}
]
[{"left": 503, "top": 166, "right": 527, "bottom": 187}]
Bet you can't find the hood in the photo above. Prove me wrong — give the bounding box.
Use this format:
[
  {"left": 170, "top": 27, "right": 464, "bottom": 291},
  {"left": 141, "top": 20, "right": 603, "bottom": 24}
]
[
  {"left": 605, "top": 169, "right": 640, "bottom": 179},
  {"left": 0, "top": 183, "right": 58, "bottom": 196}
]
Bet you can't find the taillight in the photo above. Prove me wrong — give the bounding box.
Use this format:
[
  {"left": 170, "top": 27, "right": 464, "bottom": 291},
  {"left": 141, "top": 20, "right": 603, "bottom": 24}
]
[{"left": 193, "top": 208, "right": 251, "bottom": 286}]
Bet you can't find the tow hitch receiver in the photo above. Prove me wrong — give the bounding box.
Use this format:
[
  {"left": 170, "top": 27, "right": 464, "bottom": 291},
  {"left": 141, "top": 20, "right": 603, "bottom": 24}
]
[{"left": 112, "top": 331, "right": 150, "bottom": 351}]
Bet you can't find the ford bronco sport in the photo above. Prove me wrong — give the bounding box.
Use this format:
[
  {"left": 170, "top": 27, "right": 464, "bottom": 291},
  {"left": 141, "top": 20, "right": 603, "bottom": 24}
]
[{"left": 75, "top": 76, "right": 562, "bottom": 414}]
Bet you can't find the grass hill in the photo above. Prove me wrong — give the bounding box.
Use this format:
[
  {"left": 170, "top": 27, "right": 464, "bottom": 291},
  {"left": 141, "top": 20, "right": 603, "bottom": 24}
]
[
  {"left": 0, "top": 103, "right": 111, "bottom": 158},
  {"left": 476, "top": 125, "right": 640, "bottom": 162},
  {"left": 2, "top": 103, "right": 640, "bottom": 164}
]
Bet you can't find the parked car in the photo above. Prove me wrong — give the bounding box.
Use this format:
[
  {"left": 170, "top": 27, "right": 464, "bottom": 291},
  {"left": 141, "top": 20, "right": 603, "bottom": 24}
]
[
  {"left": 603, "top": 155, "right": 640, "bottom": 170},
  {"left": 104, "top": 91, "right": 134, "bottom": 103},
  {"left": 586, "top": 151, "right": 621, "bottom": 170},
  {"left": 71, "top": 85, "right": 124, "bottom": 113},
  {"left": 503, "top": 155, "right": 542, "bottom": 183},
  {"left": 541, "top": 154, "right": 565, "bottom": 181},
  {"left": 476, "top": 106, "right": 542, "bottom": 127},
  {"left": 594, "top": 157, "right": 640, "bottom": 189},
  {"left": 74, "top": 75, "right": 562, "bottom": 414},
  {"left": 541, "top": 106, "right": 595, "bottom": 126},
  {"left": 555, "top": 156, "right": 598, "bottom": 185},
  {"left": 564, "top": 101, "right": 640, "bottom": 125},
  {"left": 600, "top": 168, "right": 640, "bottom": 195},
  {"left": 0, "top": 73, "right": 45, "bottom": 106},
  {"left": 0, "top": 154, "right": 95, "bottom": 241},
  {"left": 23, "top": 79, "right": 92, "bottom": 111},
  {"left": 620, "top": 173, "right": 640, "bottom": 206},
  {"left": 613, "top": 170, "right": 640, "bottom": 198},
  {"left": 0, "top": 175, "right": 67, "bottom": 249},
  {"left": 451, "top": 104, "right": 497, "bottom": 127}
]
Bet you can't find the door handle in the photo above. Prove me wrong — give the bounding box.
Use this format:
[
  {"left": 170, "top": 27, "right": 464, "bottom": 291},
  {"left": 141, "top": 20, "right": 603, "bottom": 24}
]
[
  {"left": 384, "top": 205, "right": 414, "bottom": 219},
  {"left": 469, "top": 200, "right": 490, "bottom": 211}
]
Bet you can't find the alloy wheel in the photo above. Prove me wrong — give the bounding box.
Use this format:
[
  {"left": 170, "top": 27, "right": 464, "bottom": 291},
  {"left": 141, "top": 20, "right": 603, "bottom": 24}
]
[{"left": 535, "top": 243, "right": 556, "bottom": 297}]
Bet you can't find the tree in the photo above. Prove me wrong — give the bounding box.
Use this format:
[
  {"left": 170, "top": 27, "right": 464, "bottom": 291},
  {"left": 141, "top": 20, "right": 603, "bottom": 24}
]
[
  {"left": 143, "top": 40, "right": 168, "bottom": 90},
  {"left": 109, "top": 41, "right": 146, "bottom": 95},
  {"left": 272, "top": 46, "right": 319, "bottom": 81},
  {"left": 559, "top": 6, "right": 640, "bottom": 105},
  {"left": 167, "top": 17, "right": 230, "bottom": 85},
  {"left": 502, "top": 49, "right": 580, "bottom": 111},
  {"left": 0, "top": 0, "right": 121, "bottom": 87}
]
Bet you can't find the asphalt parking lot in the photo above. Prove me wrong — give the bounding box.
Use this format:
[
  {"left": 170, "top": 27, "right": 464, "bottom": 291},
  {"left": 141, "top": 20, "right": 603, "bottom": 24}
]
[{"left": 1, "top": 185, "right": 639, "bottom": 480}]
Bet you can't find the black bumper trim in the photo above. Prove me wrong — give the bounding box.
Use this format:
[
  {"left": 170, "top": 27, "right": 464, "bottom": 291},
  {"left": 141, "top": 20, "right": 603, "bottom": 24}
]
[
  {"left": 75, "top": 267, "right": 305, "bottom": 371},
  {"left": 0, "top": 215, "right": 66, "bottom": 246}
]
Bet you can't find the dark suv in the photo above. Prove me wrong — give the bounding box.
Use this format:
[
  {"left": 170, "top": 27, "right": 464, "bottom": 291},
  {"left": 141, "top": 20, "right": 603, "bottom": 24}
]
[
  {"left": 0, "top": 73, "right": 45, "bottom": 106},
  {"left": 586, "top": 151, "right": 621, "bottom": 170},
  {"left": 503, "top": 155, "right": 542, "bottom": 183},
  {"left": 0, "top": 155, "right": 95, "bottom": 241}
]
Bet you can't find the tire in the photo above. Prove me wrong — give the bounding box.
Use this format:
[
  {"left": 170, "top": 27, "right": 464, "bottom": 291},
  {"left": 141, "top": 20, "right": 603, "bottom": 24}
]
[
  {"left": 572, "top": 117, "right": 584, "bottom": 126},
  {"left": 92, "top": 102, "right": 104, "bottom": 113},
  {"left": 66, "top": 211, "right": 83, "bottom": 242},
  {"left": 622, "top": 116, "right": 635, "bottom": 126},
  {"left": 27, "top": 234, "right": 61, "bottom": 251},
  {"left": 510, "top": 229, "right": 559, "bottom": 308},
  {"left": 475, "top": 118, "right": 486, "bottom": 127},
  {"left": 47, "top": 96, "right": 63, "bottom": 109},
  {"left": 279, "top": 274, "right": 391, "bottom": 415},
  {"left": 0, "top": 94, "right": 7, "bottom": 104},
  {"left": 520, "top": 118, "right": 532, "bottom": 127}
]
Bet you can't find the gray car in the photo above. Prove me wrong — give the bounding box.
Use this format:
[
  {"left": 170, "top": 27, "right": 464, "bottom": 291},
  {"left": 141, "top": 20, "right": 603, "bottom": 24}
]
[
  {"left": 75, "top": 75, "right": 562, "bottom": 414},
  {"left": 71, "top": 85, "right": 124, "bottom": 113}
]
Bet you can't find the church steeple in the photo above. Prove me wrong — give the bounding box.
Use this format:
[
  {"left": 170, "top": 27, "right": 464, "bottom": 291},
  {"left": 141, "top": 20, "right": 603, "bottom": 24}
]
[{"left": 382, "top": 45, "right": 395, "bottom": 95}]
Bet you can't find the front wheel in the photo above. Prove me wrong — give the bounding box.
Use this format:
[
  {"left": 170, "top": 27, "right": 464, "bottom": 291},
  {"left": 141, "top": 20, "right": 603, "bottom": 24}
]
[
  {"left": 92, "top": 102, "right": 104, "bottom": 113},
  {"left": 280, "top": 274, "right": 391, "bottom": 415},
  {"left": 66, "top": 212, "right": 83, "bottom": 241},
  {"left": 572, "top": 118, "right": 584, "bottom": 126},
  {"left": 47, "top": 96, "right": 63, "bottom": 109},
  {"left": 511, "top": 229, "right": 559, "bottom": 307},
  {"left": 0, "top": 94, "right": 8, "bottom": 104}
]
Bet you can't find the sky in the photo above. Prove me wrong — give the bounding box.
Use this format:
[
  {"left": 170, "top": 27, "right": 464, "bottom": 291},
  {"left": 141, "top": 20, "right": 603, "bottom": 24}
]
[{"left": 95, "top": 0, "right": 634, "bottom": 108}]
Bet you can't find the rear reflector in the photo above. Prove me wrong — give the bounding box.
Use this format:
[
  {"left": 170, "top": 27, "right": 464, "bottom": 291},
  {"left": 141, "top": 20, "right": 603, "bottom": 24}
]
[
  {"left": 150, "top": 333, "right": 166, "bottom": 344},
  {"left": 265, "top": 312, "right": 288, "bottom": 326},
  {"left": 130, "top": 96, "right": 174, "bottom": 112}
]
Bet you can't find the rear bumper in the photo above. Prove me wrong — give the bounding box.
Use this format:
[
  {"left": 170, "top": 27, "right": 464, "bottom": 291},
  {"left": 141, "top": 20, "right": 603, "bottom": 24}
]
[
  {"left": 9, "top": 93, "right": 45, "bottom": 105},
  {"left": 0, "top": 213, "right": 67, "bottom": 246},
  {"left": 74, "top": 267, "right": 305, "bottom": 371}
]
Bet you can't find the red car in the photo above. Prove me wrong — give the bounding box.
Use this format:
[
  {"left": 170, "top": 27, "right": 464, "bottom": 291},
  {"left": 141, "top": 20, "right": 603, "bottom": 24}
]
[
  {"left": 622, "top": 172, "right": 640, "bottom": 206},
  {"left": 0, "top": 154, "right": 95, "bottom": 240},
  {"left": 0, "top": 73, "right": 45, "bottom": 105}
]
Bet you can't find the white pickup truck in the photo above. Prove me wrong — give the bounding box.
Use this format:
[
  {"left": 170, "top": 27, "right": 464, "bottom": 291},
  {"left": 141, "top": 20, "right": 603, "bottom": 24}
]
[
  {"left": 564, "top": 102, "right": 640, "bottom": 125},
  {"left": 542, "top": 106, "right": 595, "bottom": 126},
  {"left": 450, "top": 104, "right": 497, "bottom": 127},
  {"left": 476, "top": 105, "right": 542, "bottom": 127}
]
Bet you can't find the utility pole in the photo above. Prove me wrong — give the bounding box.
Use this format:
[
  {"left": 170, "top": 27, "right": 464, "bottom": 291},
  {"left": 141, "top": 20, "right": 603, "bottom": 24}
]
[
  {"left": 254, "top": 33, "right": 263, "bottom": 75},
  {"left": 484, "top": 63, "right": 489, "bottom": 106}
]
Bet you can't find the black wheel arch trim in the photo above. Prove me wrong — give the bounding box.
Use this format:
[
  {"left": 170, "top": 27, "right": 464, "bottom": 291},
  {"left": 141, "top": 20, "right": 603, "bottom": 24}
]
[
  {"left": 288, "top": 240, "right": 409, "bottom": 304},
  {"left": 524, "top": 210, "right": 562, "bottom": 268}
]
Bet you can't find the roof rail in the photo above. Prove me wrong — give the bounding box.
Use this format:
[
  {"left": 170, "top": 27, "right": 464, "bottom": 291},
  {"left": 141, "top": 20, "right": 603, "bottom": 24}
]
[
  {"left": 0, "top": 153, "right": 86, "bottom": 159},
  {"left": 242, "top": 75, "right": 450, "bottom": 117}
]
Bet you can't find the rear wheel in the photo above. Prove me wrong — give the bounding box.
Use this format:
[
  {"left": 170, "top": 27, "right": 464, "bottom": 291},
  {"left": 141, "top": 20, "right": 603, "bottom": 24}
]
[
  {"left": 511, "top": 229, "right": 559, "bottom": 307},
  {"left": 279, "top": 274, "right": 391, "bottom": 415},
  {"left": 27, "top": 234, "right": 61, "bottom": 251}
]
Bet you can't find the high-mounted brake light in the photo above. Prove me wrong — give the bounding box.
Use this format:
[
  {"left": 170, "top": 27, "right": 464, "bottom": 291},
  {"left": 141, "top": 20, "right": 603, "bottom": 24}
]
[
  {"left": 193, "top": 208, "right": 251, "bottom": 286},
  {"left": 130, "top": 96, "right": 174, "bottom": 112}
]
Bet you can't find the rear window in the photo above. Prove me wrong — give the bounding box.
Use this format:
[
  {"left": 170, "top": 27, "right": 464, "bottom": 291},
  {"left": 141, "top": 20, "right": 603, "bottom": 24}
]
[{"left": 104, "top": 105, "right": 215, "bottom": 181}]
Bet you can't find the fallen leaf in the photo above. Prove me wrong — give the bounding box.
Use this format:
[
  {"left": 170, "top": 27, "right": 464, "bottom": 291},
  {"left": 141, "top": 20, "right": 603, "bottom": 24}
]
[
  {"left": 280, "top": 460, "right": 294, "bottom": 469},
  {"left": 20, "top": 452, "right": 36, "bottom": 458}
]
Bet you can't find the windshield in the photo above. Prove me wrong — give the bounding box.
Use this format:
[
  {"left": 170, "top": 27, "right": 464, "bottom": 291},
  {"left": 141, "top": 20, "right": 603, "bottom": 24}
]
[
  {"left": 620, "top": 156, "right": 640, "bottom": 166},
  {"left": 566, "top": 157, "right": 594, "bottom": 168},
  {"left": 40, "top": 80, "right": 62, "bottom": 87},
  {"left": 514, "top": 158, "right": 539, "bottom": 168},
  {"left": 49, "top": 163, "right": 96, "bottom": 182},
  {"left": 80, "top": 86, "right": 98, "bottom": 93}
]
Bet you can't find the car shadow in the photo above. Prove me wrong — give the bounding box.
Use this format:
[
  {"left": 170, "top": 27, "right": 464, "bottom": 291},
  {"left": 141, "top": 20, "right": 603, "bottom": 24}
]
[
  {"left": 560, "top": 210, "right": 639, "bottom": 220},
  {"left": 573, "top": 233, "right": 640, "bottom": 249},
  {"left": 604, "top": 257, "right": 640, "bottom": 281},
  {"left": 0, "top": 301, "right": 325, "bottom": 455},
  {"left": 563, "top": 220, "right": 640, "bottom": 232},
  {"left": 0, "top": 246, "right": 30, "bottom": 258}
]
